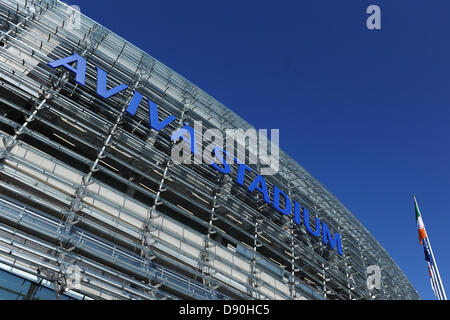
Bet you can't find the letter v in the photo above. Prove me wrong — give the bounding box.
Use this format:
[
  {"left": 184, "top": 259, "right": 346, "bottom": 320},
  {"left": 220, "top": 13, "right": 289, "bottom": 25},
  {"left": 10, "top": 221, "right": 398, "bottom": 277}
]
[
  {"left": 149, "top": 99, "right": 176, "bottom": 131},
  {"left": 96, "top": 67, "right": 128, "bottom": 99}
]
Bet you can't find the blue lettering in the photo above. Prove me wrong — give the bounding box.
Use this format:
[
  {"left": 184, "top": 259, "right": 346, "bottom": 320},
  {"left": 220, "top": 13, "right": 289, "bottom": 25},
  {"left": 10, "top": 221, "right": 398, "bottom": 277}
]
[
  {"left": 48, "top": 53, "right": 86, "bottom": 86},
  {"left": 47, "top": 53, "right": 345, "bottom": 257},
  {"left": 96, "top": 67, "right": 128, "bottom": 99},
  {"left": 322, "top": 222, "right": 343, "bottom": 255},
  {"left": 303, "top": 207, "right": 321, "bottom": 237},
  {"left": 149, "top": 99, "right": 176, "bottom": 131},
  {"left": 125, "top": 90, "right": 144, "bottom": 116},
  {"left": 210, "top": 147, "right": 231, "bottom": 174},
  {"left": 293, "top": 201, "right": 301, "bottom": 225},
  {"left": 236, "top": 163, "right": 252, "bottom": 186},
  {"left": 248, "top": 174, "right": 270, "bottom": 204},
  {"left": 273, "top": 186, "right": 291, "bottom": 215},
  {"left": 170, "top": 123, "right": 197, "bottom": 155}
]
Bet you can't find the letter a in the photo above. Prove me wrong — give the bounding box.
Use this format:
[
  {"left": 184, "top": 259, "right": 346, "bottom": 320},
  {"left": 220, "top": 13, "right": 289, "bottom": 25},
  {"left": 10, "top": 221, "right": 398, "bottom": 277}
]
[
  {"left": 366, "top": 5, "right": 381, "bottom": 30},
  {"left": 48, "top": 53, "right": 86, "bottom": 86}
]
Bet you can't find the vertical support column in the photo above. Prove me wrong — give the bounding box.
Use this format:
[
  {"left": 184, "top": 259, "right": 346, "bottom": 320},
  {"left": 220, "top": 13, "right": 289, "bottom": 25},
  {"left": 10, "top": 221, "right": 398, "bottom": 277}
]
[
  {"left": 314, "top": 204, "right": 328, "bottom": 299},
  {"left": 357, "top": 238, "right": 373, "bottom": 299},
  {"left": 321, "top": 260, "right": 327, "bottom": 298},
  {"left": 200, "top": 117, "right": 226, "bottom": 291},
  {"left": 0, "top": 3, "right": 67, "bottom": 160},
  {"left": 338, "top": 225, "right": 353, "bottom": 300},
  {"left": 248, "top": 217, "right": 263, "bottom": 299},
  {"left": 0, "top": 78, "right": 68, "bottom": 159},
  {"left": 141, "top": 100, "right": 190, "bottom": 259},
  {"left": 200, "top": 185, "right": 220, "bottom": 289},
  {"left": 141, "top": 93, "right": 193, "bottom": 266},
  {"left": 141, "top": 162, "right": 168, "bottom": 261},
  {"left": 0, "top": 1, "right": 79, "bottom": 296},
  {"left": 289, "top": 213, "right": 299, "bottom": 299},
  {"left": 62, "top": 86, "right": 134, "bottom": 239},
  {"left": 0, "top": 95, "right": 47, "bottom": 158},
  {"left": 288, "top": 186, "right": 299, "bottom": 299},
  {"left": 56, "top": 22, "right": 109, "bottom": 245},
  {"left": 246, "top": 162, "right": 270, "bottom": 299}
]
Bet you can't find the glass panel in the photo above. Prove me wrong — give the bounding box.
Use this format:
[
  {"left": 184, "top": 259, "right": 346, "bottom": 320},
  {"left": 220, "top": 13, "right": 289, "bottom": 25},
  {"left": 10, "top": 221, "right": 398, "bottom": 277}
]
[
  {"left": 0, "top": 270, "right": 31, "bottom": 300},
  {"left": 0, "top": 269, "right": 74, "bottom": 300}
]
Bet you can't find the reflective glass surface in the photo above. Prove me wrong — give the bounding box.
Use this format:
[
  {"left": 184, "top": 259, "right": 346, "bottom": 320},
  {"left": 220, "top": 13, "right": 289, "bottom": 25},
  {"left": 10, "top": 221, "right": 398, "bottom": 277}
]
[{"left": 0, "top": 269, "right": 73, "bottom": 300}]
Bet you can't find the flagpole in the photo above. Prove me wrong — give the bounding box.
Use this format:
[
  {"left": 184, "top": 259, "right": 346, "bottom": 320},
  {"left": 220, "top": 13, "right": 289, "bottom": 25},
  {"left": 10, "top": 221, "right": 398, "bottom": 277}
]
[
  {"left": 424, "top": 236, "right": 447, "bottom": 300},
  {"left": 427, "top": 249, "right": 443, "bottom": 300},
  {"left": 429, "top": 259, "right": 443, "bottom": 300},
  {"left": 424, "top": 237, "right": 443, "bottom": 300},
  {"left": 429, "top": 263, "right": 440, "bottom": 299},
  {"left": 427, "top": 261, "right": 440, "bottom": 300},
  {"left": 413, "top": 195, "right": 447, "bottom": 300}
]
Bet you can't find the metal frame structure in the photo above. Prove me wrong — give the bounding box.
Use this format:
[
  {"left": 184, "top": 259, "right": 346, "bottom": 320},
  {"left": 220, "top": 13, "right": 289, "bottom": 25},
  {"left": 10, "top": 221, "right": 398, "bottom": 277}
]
[{"left": 0, "top": 0, "right": 419, "bottom": 300}]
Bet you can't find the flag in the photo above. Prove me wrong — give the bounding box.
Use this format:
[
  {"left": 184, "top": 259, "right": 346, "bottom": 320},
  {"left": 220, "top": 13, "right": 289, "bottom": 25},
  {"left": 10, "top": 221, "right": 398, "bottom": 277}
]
[
  {"left": 414, "top": 195, "right": 427, "bottom": 245},
  {"left": 428, "top": 264, "right": 439, "bottom": 299},
  {"left": 423, "top": 238, "right": 432, "bottom": 264},
  {"left": 413, "top": 195, "right": 447, "bottom": 300}
]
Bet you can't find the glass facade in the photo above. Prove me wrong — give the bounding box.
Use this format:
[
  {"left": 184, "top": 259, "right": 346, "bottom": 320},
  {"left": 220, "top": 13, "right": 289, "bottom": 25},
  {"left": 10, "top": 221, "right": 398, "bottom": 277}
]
[
  {"left": 0, "top": 269, "right": 74, "bottom": 300},
  {"left": 0, "top": 0, "right": 419, "bottom": 300}
]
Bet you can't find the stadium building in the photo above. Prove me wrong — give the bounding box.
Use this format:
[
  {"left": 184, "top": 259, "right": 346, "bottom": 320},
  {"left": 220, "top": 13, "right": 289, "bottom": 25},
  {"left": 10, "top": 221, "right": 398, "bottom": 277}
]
[{"left": 0, "top": 0, "right": 419, "bottom": 300}]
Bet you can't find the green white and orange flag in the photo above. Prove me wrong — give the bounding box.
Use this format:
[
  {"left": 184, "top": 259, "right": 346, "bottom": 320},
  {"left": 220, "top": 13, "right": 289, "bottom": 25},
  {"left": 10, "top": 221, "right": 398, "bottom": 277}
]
[{"left": 414, "top": 195, "right": 427, "bottom": 245}]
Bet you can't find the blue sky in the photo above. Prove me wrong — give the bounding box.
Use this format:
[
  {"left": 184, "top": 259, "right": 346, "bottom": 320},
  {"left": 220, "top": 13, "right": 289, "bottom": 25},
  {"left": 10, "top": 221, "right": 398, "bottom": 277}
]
[{"left": 69, "top": 0, "right": 450, "bottom": 299}]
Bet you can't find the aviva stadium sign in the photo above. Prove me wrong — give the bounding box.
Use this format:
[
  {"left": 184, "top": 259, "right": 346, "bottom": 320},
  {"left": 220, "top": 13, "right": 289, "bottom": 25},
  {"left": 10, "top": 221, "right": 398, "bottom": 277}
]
[{"left": 48, "top": 53, "right": 343, "bottom": 256}]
